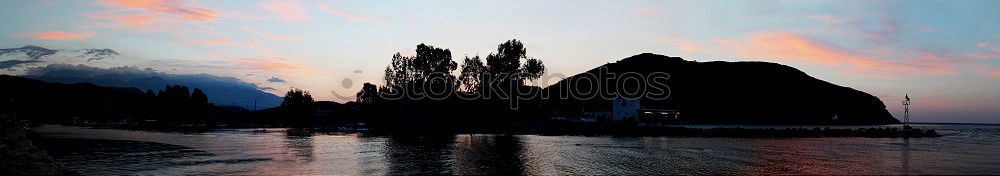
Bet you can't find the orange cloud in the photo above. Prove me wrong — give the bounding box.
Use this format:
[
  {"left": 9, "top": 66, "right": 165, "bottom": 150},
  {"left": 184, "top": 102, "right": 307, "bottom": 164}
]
[
  {"left": 187, "top": 39, "right": 236, "bottom": 45},
  {"left": 262, "top": 1, "right": 311, "bottom": 23},
  {"left": 97, "top": 0, "right": 219, "bottom": 22},
  {"left": 659, "top": 37, "right": 705, "bottom": 53},
  {"left": 677, "top": 42, "right": 704, "bottom": 52},
  {"left": 317, "top": 4, "right": 386, "bottom": 24},
  {"left": 86, "top": 10, "right": 165, "bottom": 29},
  {"left": 19, "top": 31, "right": 95, "bottom": 40},
  {"left": 726, "top": 32, "right": 966, "bottom": 79},
  {"left": 233, "top": 56, "right": 323, "bottom": 76},
  {"left": 741, "top": 33, "right": 877, "bottom": 66}
]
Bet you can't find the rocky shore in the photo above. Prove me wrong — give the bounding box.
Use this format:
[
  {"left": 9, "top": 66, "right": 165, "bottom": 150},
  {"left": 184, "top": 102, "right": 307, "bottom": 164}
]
[{"left": 1, "top": 120, "right": 76, "bottom": 175}]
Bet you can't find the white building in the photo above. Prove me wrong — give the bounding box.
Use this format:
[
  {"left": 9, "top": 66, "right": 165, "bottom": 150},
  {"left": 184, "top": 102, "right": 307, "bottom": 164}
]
[{"left": 611, "top": 97, "right": 641, "bottom": 122}]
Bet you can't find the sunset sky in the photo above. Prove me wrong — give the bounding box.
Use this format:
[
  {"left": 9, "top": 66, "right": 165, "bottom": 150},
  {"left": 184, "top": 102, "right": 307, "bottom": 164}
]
[{"left": 1, "top": 0, "right": 997, "bottom": 123}]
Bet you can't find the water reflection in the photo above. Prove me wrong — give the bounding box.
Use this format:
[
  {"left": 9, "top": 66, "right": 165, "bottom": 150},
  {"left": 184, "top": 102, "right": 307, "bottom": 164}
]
[
  {"left": 283, "top": 134, "right": 314, "bottom": 162},
  {"left": 31, "top": 124, "right": 1000, "bottom": 175},
  {"left": 381, "top": 135, "right": 456, "bottom": 175},
  {"left": 451, "top": 135, "right": 526, "bottom": 175},
  {"left": 901, "top": 138, "right": 911, "bottom": 174}
]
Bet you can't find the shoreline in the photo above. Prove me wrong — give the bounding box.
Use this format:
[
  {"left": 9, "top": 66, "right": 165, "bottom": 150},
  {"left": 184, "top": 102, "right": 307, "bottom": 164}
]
[
  {"left": 0, "top": 121, "right": 76, "bottom": 175},
  {"left": 57, "top": 123, "right": 941, "bottom": 138}
]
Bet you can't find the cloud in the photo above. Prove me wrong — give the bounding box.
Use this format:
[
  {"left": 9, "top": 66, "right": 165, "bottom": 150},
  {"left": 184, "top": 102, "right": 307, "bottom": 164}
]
[
  {"left": 634, "top": 7, "right": 661, "bottom": 16},
  {"left": 0, "top": 60, "right": 44, "bottom": 70},
  {"left": 2, "top": 45, "right": 119, "bottom": 62},
  {"left": 86, "top": 11, "right": 164, "bottom": 28},
  {"left": 187, "top": 39, "right": 237, "bottom": 45},
  {"left": 675, "top": 41, "right": 705, "bottom": 52},
  {"left": 725, "top": 32, "right": 964, "bottom": 78},
  {"left": 79, "top": 49, "right": 119, "bottom": 62},
  {"left": 317, "top": 4, "right": 386, "bottom": 24},
  {"left": 979, "top": 70, "right": 1000, "bottom": 77},
  {"left": 807, "top": 15, "right": 849, "bottom": 24},
  {"left": 659, "top": 38, "right": 705, "bottom": 53},
  {"left": 262, "top": 1, "right": 311, "bottom": 23},
  {"left": 18, "top": 32, "right": 95, "bottom": 41},
  {"left": 240, "top": 26, "right": 307, "bottom": 41},
  {"left": 266, "top": 77, "right": 286, "bottom": 83},
  {"left": 96, "top": 0, "right": 219, "bottom": 22},
  {"left": 0, "top": 45, "right": 58, "bottom": 60},
  {"left": 232, "top": 56, "right": 323, "bottom": 76},
  {"left": 978, "top": 42, "right": 1000, "bottom": 53}
]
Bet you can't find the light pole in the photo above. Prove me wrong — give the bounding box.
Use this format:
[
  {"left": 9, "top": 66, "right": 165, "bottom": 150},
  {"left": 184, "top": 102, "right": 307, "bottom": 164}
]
[{"left": 902, "top": 94, "right": 910, "bottom": 128}]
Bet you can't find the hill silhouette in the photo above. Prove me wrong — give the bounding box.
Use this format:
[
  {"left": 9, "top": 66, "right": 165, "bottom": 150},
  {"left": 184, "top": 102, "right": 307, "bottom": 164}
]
[
  {"left": 543, "top": 53, "right": 899, "bottom": 125},
  {"left": 0, "top": 75, "right": 242, "bottom": 125},
  {"left": 23, "top": 64, "right": 282, "bottom": 109}
]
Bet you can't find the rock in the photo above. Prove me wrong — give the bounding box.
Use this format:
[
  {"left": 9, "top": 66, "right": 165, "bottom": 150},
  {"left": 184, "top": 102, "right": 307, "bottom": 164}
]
[{"left": 1, "top": 120, "right": 77, "bottom": 175}]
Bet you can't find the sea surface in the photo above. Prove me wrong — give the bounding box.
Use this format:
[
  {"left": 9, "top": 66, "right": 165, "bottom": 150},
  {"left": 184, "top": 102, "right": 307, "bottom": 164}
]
[{"left": 31, "top": 124, "right": 1000, "bottom": 175}]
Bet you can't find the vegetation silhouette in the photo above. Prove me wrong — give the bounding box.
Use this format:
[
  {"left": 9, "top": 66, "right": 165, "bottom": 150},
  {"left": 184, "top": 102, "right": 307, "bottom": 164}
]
[
  {"left": 0, "top": 39, "right": 938, "bottom": 137},
  {"left": 0, "top": 75, "right": 228, "bottom": 129}
]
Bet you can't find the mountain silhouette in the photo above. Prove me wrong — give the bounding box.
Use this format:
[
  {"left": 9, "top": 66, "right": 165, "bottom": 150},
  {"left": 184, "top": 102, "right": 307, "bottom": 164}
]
[
  {"left": 22, "top": 64, "right": 282, "bottom": 109},
  {"left": 543, "top": 53, "right": 899, "bottom": 125}
]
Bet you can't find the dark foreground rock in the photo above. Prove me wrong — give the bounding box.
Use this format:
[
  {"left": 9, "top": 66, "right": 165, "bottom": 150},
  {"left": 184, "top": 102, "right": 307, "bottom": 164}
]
[{"left": 1, "top": 120, "right": 76, "bottom": 175}]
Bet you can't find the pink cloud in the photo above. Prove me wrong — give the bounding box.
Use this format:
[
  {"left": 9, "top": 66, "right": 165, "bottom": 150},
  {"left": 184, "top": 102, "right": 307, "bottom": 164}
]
[
  {"left": 261, "top": 1, "right": 311, "bottom": 23},
  {"left": 807, "top": 15, "right": 849, "bottom": 24},
  {"left": 724, "top": 32, "right": 964, "bottom": 79},
  {"left": 187, "top": 39, "right": 236, "bottom": 45},
  {"left": 966, "top": 64, "right": 1000, "bottom": 77},
  {"left": 317, "top": 4, "right": 386, "bottom": 24},
  {"left": 240, "top": 26, "right": 307, "bottom": 42},
  {"left": 980, "top": 71, "right": 1000, "bottom": 77},
  {"left": 977, "top": 42, "right": 1000, "bottom": 53},
  {"left": 97, "top": 0, "right": 219, "bottom": 22},
  {"left": 86, "top": 10, "right": 166, "bottom": 29},
  {"left": 19, "top": 31, "right": 95, "bottom": 40}
]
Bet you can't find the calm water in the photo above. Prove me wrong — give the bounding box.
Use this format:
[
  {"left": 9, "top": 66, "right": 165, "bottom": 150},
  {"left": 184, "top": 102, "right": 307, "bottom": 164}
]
[{"left": 32, "top": 124, "right": 1000, "bottom": 175}]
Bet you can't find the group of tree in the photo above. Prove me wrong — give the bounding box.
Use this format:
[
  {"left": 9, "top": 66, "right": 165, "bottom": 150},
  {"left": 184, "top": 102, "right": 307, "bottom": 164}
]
[
  {"left": 355, "top": 39, "right": 547, "bottom": 131},
  {"left": 141, "top": 85, "right": 212, "bottom": 122},
  {"left": 377, "top": 39, "right": 545, "bottom": 97}
]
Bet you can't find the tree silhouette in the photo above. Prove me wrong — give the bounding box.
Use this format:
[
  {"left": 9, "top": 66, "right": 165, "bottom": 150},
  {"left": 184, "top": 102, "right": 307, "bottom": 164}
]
[
  {"left": 384, "top": 53, "right": 412, "bottom": 89},
  {"left": 282, "top": 88, "right": 314, "bottom": 108},
  {"left": 382, "top": 43, "right": 459, "bottom": 95},
  {"left": 459, "top": 56, "right": 485, "bottom": 92},
  {"left": 282, "top": 88, "right": 315, "bottom": 127},
  {"left": 484, "top": 39, "right": 545, "bottom": 87},
  {"left": 191, "top": 88, "right": 208, "bottom": 105},
  {"left": 356, "top": 83, "right": 378, "bottom": 104},
  {"left": 522, "top": 58, "right": 545, "bottom": 81},
  {"left": 456, "top": 39, "right": 546, "bottom": 94}
]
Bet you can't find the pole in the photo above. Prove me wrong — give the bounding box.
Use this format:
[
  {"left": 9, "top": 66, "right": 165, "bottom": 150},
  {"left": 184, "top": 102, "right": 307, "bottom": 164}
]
[
  {"left": 253, "top": 99, "right": 257, "bottom": 111},
  {"left": 903, "top": 94, "right": 911, "bottom": 128}
]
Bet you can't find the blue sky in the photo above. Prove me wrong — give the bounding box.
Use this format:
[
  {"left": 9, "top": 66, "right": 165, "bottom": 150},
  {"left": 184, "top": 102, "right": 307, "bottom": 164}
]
[{"left": 1, "top": 0, "right": 998, "bottom": 123}]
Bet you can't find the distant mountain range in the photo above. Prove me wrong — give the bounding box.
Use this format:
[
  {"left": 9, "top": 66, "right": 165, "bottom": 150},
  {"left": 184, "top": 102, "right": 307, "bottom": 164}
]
[
  {"left": 21, "top": 64, "right": 282, "bottom": 109},
  {"left": 544, "top": 53, "right": 899, "bottom": 125}
]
